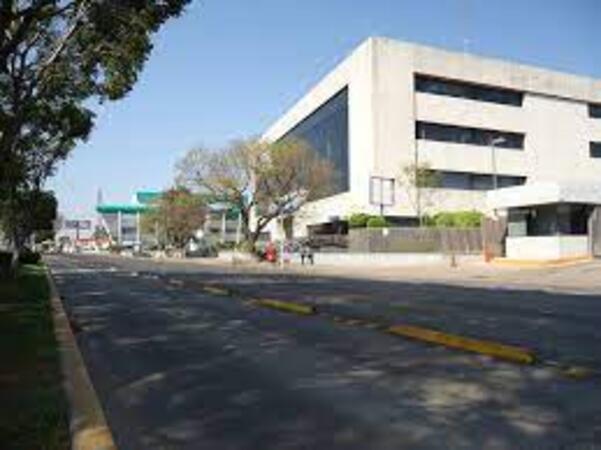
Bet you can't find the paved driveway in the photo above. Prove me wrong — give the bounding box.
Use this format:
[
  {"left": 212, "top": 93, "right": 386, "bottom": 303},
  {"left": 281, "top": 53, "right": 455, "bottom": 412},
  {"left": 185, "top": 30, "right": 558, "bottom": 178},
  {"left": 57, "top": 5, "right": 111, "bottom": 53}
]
[{"left": 47, "top": 254, "right": 601, "bottom": 449}]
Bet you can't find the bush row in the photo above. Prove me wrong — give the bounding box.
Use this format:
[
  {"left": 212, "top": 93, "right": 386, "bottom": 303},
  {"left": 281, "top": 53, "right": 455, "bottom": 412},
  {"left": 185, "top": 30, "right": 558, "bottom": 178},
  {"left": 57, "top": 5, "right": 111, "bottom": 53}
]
[{"left": 348, "top": 210, "right": 484, "bottom": 229}]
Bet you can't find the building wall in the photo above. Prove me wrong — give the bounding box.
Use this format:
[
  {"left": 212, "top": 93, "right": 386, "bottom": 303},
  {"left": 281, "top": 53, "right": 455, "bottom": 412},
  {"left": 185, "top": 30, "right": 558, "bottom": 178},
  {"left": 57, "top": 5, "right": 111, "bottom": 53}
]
[{"left": 262, "top": 37, "right": 601, "bottom": 237}]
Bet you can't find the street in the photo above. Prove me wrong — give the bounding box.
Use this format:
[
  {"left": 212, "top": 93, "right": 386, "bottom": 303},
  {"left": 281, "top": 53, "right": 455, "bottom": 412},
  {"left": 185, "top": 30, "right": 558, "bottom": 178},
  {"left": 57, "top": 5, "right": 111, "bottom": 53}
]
[{"left": 47, "top": 254, "right": 601, "bottom": 449}]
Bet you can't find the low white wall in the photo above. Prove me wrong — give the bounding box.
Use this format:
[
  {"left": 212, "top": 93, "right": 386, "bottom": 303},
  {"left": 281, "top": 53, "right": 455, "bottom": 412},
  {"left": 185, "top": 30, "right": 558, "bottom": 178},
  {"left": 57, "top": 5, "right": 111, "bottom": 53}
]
[
  {"left": 290, "top": 252, "right": 479, "bottom": 267},
  {"left": 506, "top": 236, "right": 589, "bottom": 260}
]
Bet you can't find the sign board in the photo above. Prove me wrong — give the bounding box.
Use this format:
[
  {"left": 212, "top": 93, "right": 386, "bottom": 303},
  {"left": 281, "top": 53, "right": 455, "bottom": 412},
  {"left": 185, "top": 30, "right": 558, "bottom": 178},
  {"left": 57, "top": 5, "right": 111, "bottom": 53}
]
[
  {"left": 369, "top": 176, "right": 395, "bottom": 207},
  {"left": 64, "top": 220, "right": 92, "bottom": 230}
]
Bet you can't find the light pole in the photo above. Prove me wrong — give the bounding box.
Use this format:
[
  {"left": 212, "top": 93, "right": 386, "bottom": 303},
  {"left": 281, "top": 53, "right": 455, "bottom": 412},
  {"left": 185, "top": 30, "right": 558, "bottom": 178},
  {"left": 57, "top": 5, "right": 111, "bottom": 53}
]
[{"left": 490, "top": 136, "right": 506, "bottom": 190}]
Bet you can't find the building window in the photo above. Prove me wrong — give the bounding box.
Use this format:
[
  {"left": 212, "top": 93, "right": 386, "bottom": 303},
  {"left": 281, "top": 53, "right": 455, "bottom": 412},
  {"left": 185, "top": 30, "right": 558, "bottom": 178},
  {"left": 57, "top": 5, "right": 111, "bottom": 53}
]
[
  {"left": 432, "top": 170, "right": 526, "bottom": 191},
  {"left": 281, "top": 87, "right": 349, "bottom": 195},
  {"left": 589, "top": 104, "right": 601, "bottom": 118},
  {"left": 416, "top": 121, "right": 525, "bottom": 150},
  {"left": 591, "top": 142, "right": 601, "bottom": 158},
  {"left": 415, "top": 74, "right": 523, "bottom": 106}
]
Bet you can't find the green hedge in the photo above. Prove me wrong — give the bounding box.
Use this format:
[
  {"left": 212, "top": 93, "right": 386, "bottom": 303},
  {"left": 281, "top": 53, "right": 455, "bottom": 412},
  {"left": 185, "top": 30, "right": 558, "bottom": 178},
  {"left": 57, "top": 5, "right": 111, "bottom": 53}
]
[
  {"left": 348, "top": 213, "right": 371, "bottom": 229},
  {"left": 431, "top": 210, "right": 484, "bottom": 228},
  {"left": 366, "top": 216, "right": 388, "bottom": 228}
]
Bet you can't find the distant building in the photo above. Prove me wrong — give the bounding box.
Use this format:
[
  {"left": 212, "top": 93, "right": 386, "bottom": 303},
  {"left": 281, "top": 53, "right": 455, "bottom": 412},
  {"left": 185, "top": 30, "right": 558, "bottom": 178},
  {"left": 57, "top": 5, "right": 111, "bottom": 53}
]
[{"left": 96, "top": 191, "right": 160, "bottom": 247}]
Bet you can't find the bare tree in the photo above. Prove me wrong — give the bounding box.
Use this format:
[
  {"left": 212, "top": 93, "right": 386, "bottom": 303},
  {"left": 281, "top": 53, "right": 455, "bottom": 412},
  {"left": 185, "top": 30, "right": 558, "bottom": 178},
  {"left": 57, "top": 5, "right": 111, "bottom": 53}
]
[
  {"left": 398, "top": 162, "right": 441, "bottom": 226},
  {"left": 176, "top": 137, "right": 334, "bottom": 248}
]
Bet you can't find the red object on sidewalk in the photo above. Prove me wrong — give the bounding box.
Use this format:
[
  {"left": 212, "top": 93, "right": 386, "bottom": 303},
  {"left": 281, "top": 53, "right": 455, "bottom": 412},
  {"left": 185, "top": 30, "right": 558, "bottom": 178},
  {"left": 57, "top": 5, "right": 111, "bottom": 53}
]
[{"left": 265, "top": 242, "right": 277, "bottom": 263}]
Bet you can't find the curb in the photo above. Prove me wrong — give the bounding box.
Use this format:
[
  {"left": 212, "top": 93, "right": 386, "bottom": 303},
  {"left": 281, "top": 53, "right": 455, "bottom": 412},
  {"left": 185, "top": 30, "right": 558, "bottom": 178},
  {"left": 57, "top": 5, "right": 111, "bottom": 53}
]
[
  {"left": 387, "top": 324, "right": 536, "bottom": 365},
  {"left": 491, "top": 256, "right": 592, "bottom": 269},
  {"left": 46, "top": 267, "right": 117, "bottom": 450}
]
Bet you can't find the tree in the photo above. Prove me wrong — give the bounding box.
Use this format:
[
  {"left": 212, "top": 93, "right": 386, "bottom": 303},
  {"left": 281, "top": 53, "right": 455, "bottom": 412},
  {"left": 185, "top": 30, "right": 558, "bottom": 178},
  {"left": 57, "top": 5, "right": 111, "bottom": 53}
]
[
  {"left": 176, "top": 137, "right": 335, "bottom": 248},
  {"left": 0, "top": 1, "right": 190, "bottom": 260},
  {"left": 398, "top": 162, "right": 441, "bottom": 227},
  {"left": 0, "top": 189, "right": 57, "bottom": 250},
  {"left": 142, "top": 187, "right": 206, "bottom": 250}
]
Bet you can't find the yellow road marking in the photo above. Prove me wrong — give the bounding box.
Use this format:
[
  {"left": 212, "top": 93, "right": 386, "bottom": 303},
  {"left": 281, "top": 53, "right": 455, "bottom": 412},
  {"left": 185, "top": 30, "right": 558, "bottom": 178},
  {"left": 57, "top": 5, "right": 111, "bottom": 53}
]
[
  {"left": 203, "top": 286, "right": 229, "bottom": 296},
  {"left": 388, "top": 324, "right": 535, "bottom": 365},
  {"left": 253, "top": 298, "right": 315, "bottom": 315}
]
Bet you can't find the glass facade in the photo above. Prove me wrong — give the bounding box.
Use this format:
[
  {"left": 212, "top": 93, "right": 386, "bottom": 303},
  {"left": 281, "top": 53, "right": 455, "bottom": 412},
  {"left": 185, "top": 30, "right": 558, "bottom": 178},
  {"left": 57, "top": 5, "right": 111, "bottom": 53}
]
[
  {"left": 589, "top": 103, "right": 601, "bottom": 119},
  {"left": 432, "top": 170, "right": 526, "bottom": 191},
  {"left": 415, "top": 74, "right": 523, "bottom": 106},
  {"left": 590, "top": 142, "right": 601, "bottom": 158},
  {"left": 282, "top": 87, "right": 349, "bottom": 194},
  {"left": 416, "top": 121, "right": 525, "bottom": 150}
]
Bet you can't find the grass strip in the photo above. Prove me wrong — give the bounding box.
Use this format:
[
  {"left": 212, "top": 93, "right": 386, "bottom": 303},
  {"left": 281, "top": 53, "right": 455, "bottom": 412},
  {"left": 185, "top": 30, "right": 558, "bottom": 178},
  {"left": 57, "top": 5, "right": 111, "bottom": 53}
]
[{"left": 0, "top": 264, "right": 69, "bottom": 450}]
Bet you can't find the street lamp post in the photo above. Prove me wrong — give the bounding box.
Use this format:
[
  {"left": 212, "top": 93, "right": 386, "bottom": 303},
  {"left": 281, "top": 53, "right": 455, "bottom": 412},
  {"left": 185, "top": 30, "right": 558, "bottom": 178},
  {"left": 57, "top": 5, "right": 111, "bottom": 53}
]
[{"left": 490, "top": 136, "right": 506, "bottom": 190}]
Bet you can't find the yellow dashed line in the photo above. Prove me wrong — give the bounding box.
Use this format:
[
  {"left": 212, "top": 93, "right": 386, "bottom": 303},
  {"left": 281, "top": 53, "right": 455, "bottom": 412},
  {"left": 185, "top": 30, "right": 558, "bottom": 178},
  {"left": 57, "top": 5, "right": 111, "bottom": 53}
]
[
  {"left": 253, "top": 298, "right": 315, "bottom": 316},
  {"left": 388, "top": 324, "right": 535, "bottom": 365},
  {"left": 203, "top": 286, "right": 229, "bottom": 296}
]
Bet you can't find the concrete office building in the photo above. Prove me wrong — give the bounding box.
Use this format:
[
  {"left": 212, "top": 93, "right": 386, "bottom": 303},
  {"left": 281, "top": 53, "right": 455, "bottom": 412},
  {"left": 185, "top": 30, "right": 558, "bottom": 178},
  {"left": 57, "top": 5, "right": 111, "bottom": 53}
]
[{"left": 262, "top": 37, "right": 601, "bottom": 259}]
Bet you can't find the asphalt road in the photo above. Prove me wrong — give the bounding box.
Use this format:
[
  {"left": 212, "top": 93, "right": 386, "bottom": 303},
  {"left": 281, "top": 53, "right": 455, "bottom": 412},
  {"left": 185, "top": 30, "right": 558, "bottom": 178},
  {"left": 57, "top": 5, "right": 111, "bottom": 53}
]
[{"left": 47, "top": 254, "right": 601, "bottom": 449}]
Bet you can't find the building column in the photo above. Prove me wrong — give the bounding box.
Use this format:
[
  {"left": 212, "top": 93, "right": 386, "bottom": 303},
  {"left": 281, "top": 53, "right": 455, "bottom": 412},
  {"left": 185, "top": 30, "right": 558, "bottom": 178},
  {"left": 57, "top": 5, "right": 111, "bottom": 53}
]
[
  {"left": 136, "top": 212, "right": 141, "bottom": 247},
  {"left": 117, "top": 211, "right": 122, "bottom": 245}
]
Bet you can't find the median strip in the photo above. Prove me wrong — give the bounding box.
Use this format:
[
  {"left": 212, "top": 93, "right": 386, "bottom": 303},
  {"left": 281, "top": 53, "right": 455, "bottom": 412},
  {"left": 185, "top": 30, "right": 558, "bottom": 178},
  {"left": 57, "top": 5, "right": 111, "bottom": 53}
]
[
  {"left": 253, "top": 298, "right": 316, "bottom": 316},
  {"left": 387, "top": 324, "right": 536, "bottom": 365}
]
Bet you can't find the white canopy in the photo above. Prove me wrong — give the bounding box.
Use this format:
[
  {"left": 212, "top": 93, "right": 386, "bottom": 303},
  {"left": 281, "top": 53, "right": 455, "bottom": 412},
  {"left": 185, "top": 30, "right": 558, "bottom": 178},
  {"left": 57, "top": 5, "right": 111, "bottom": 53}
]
[{"left": 487, "top": 181, "right": 601, "bottom": 210}]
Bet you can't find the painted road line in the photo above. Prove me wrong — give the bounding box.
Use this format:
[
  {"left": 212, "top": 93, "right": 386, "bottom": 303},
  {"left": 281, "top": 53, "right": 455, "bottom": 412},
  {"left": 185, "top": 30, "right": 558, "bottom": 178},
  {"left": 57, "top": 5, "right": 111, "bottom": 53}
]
[
  {"left": 203, "top": 286, "right": 230, "bottom": 296},
  {"left": 387, "top": 324, "right": 536, "bottom": 365},
  {"left": 253, "top": 298, "right": 316, "bottom": 316}
]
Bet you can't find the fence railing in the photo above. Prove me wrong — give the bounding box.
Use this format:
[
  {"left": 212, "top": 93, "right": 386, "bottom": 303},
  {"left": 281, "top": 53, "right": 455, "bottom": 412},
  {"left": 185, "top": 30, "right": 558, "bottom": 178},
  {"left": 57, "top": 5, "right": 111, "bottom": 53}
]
[{"left": 347, "top": 227, "right": 484, "bottom": 254}]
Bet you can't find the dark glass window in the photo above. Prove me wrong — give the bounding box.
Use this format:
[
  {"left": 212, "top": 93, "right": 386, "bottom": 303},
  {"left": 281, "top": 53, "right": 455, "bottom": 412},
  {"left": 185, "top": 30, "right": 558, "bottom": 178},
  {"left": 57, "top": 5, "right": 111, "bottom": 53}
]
[
  {"left": 591, "top": 142, "right": 601, "bottom": 158},
  {"left": 416, "top": 121, "right": 524, "bottom": 150},
  {"left": 415, "top": 74, "right": 523, "bottom": 106},
  {"left": 434, "top": 170, "right": 525, "bottom": 191},
  {"left": 281, "top": 87, "right": 349, "bottom": 194},
  {"left": 589, "top": 104, "right": 601, "bottom": 118}
]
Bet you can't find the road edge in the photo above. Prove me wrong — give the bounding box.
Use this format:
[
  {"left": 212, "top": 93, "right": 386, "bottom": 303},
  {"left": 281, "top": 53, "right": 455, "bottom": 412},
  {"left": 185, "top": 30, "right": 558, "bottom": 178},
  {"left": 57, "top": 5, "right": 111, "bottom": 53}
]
[{"left": 46, "top": 265, "right": 118, "bottom": 450}]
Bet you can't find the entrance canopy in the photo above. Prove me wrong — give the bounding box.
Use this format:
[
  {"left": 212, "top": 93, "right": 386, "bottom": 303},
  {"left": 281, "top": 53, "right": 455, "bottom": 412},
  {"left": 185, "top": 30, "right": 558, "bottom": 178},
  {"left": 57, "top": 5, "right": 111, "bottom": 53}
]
[{"left": 487, "top": 181, "right": 601, "bottom": 210}]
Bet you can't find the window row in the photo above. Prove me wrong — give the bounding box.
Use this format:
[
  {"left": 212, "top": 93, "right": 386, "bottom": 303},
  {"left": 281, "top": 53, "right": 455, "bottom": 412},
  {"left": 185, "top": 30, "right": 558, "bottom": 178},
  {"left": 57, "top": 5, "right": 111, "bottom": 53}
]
[
  {"left": 415, "top": 74, "right": 524, "bottom": 107},
  {"left": 416, "top": 121, "right": 525, "bottom": 150},
  {"left": 432, "top": 170, "right": 526, "bottom": 191},
  {"left": 589, "top": 104, "right": 601, "bottom": 119},
  {"left": 591, "top": 142, "right": 601, "bottom": 158}
]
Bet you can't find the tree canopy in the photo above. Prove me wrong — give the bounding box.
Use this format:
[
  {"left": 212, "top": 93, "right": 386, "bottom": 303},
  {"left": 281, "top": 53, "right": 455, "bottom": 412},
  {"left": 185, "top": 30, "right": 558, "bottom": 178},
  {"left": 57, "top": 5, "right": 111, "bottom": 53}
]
[
  {"left": 142, "top": 187, "right": 206, "bottom": 250},
  {"left": 0, "top": 0, "right": 190, "bottom": 253},
  {"left": 176, "top": 137, "right": 335, "bottom": 246}
]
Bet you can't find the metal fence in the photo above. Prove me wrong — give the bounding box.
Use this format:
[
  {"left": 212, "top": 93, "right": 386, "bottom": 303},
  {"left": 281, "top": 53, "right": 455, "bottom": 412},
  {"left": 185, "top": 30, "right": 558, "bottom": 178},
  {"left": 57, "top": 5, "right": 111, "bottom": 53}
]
[{"left": 348, "top": 227, "right": 484, "bottom": 254}]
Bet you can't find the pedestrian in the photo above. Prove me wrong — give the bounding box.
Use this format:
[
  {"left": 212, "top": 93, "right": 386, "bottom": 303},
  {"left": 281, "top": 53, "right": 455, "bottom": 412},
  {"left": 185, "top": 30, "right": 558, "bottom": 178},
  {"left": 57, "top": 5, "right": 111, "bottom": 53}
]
[{"left": 300, "top": 240, "right": 314, "bottom": 265}]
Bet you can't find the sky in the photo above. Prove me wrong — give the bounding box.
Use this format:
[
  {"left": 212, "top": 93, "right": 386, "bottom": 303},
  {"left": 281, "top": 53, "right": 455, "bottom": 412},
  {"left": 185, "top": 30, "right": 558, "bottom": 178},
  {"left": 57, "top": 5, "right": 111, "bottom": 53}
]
[{"left": 48, "top": 0, "right": 601, "bottom": 218}]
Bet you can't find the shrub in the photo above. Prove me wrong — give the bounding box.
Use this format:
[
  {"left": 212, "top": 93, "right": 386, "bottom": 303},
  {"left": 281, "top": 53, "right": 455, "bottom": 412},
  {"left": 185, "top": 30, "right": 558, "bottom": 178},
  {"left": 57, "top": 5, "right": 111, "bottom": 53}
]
[
  {"left": 18, "top": 248, "right": 41, "bottom": 265},
  {"left": 366, "top": 216, "right": 388, "bottom": 228},
  {"left": 432, "top": 210, "right": 484, "bottom": 228},
  {"left": 348, "top": 213, "right": 371, "bottom": 229}
]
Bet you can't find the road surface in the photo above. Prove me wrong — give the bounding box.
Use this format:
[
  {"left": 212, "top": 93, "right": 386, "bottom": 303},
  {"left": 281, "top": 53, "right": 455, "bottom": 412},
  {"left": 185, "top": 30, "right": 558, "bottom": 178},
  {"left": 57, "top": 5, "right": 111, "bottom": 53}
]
[{"left": 47, "top": 254, "right": 601, "bottom": 449}]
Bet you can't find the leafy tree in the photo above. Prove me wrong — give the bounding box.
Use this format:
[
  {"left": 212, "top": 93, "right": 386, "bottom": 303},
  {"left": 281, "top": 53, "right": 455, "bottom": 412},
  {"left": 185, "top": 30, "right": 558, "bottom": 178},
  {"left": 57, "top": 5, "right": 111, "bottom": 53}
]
[
  {"left": 0, "top": 189, "right": 57, "bottom": 251},
  {"left": 398, "top": 162, "right": 441, "bottom": 226},
  {"left": 0, "top": 0, "right": 190, "bottom": 259},
  {"left": 142, "top": 187, "right": 206, "bottom": 250},
  {"left": 176, "top": 137, "right": 334, "bottom": 248}
]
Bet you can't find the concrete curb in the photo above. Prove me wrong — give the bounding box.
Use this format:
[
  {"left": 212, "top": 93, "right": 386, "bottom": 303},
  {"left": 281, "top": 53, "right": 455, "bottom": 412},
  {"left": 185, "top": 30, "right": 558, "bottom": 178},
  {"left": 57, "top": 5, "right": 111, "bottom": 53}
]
[
  {"left": 388, "top": 324, "right": 536, "bottom": 365},
  {"left": 491, "top": 256, "right": 592, "bottom": 269},
  {"left": 46, "top": 267, "right": 117, "bottom": 450}
]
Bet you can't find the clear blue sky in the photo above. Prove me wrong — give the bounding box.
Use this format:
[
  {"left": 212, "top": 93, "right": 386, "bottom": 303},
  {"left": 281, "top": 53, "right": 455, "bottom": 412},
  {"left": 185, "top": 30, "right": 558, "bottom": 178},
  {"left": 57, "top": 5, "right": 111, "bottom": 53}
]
[{"left": 48, "top": 0, "right": 601, "bottom": 218}]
